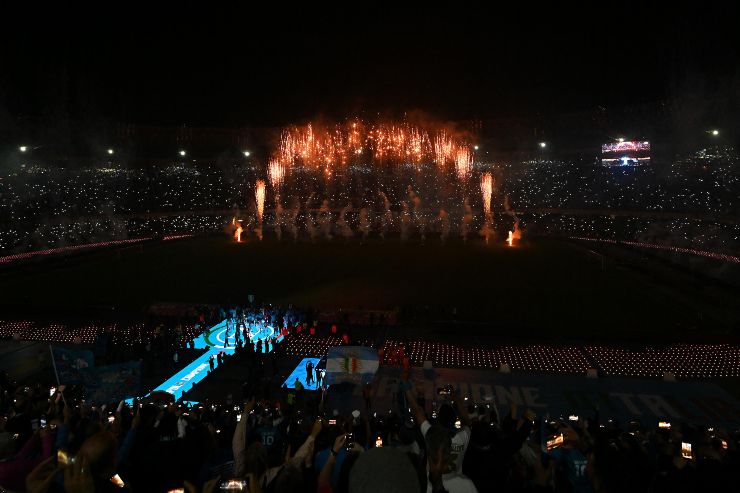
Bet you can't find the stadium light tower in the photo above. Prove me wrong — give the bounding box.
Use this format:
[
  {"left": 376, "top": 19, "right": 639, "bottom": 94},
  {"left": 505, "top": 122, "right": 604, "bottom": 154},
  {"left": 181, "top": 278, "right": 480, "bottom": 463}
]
[
  {"left": 107, "top": 148, "right": 114, "bottom": 155},
  {"left": 19, "top": 145, "right": 28, "bottom": 152},
  {"left": 539, "top": 142, "right": 547, "bottom": 148},
  {"left": 617, "top": 137, "right": 625, "bottom": 143},
  {"left": 179, "top": 150, "right": 187, "bottom": 157},
  {"left": 474, "top": 145, "right": 479, "bottom": 151},
  {"left": 711, "top": 129, "right": 719, "bottom": 136},
  {"left": 243, "top": 150, "right": 251, "bottom": 157}
]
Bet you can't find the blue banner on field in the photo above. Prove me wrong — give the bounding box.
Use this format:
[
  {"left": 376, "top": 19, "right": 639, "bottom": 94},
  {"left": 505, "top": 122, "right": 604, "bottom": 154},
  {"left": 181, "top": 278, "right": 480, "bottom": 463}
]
[
  {"left": 51, "top": 347, "right": 94, "bottom": 384},
  {"left": 81, "top": 361, "right": 142, "bottom": 404},
  {"left": 325, "top": 346, "right": 379, "bottom": 385}
]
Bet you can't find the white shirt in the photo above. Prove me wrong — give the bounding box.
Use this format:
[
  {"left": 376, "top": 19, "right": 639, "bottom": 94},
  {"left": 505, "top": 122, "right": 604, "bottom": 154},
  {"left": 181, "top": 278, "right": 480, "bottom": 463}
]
[
  {"left": 421, "top": 420, "right": 471, "bottom": 474},
  {"left": 426, "top": 472, "right": 478, "bottom": 493}
]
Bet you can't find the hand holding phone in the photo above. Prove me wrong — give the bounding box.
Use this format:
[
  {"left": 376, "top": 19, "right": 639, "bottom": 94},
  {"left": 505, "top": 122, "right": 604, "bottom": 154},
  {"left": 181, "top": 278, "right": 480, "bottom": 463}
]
[
  {"left": 219, "top": 479, "right": 249, "bottom": 490},
  {"left": 546, "top": 434, "right": 564, "bottom": 452},
  {"left": 57, "top": 449, "right": 75, "bottom": 466}
]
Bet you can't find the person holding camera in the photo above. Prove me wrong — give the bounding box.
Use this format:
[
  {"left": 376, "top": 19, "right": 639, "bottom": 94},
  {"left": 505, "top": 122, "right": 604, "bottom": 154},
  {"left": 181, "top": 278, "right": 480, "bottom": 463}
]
[{"left": 406, "top": 385, "right": 471, "bottom": 474}]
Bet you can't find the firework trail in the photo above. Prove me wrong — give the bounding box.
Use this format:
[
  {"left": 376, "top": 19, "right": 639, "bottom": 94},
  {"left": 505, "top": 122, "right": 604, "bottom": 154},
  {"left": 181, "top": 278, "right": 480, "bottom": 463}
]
[
  {"left": 272, "top": 119, "right": 472, "bottom": 174},
  {"left": 434, "top": 132, "right": 455, "bottom": 169}
]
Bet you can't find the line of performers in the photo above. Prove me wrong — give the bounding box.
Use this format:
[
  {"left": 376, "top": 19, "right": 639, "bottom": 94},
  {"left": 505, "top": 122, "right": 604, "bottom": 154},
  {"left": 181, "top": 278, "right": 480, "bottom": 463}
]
[{"left": 221, "top": 316, "right": 288, "bottom": 352}]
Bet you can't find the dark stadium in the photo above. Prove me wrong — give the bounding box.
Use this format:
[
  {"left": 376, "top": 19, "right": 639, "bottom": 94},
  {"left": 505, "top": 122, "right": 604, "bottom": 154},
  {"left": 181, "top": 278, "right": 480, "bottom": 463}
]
[{"left": 1, "top": 4, "right": 739, "bottom": 493}]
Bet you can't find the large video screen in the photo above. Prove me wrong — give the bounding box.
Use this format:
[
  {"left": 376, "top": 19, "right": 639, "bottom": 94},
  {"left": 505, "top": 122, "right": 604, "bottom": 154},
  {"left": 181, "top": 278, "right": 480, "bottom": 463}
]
[{"left": 601, "top": 141, "right": 650, "bottom": 166}]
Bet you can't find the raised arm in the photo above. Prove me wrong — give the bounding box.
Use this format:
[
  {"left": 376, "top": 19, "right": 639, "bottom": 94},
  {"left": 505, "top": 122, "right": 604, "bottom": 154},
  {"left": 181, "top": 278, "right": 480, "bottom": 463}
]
[
  {"left": 232, "top": 399, "right": 255, "bottom": 477},
  {"left": 318, "top": 434, "right": 346, "bottom": 493},
  {"left": 405, "top": 387, "right": 427, "bottom": 428},
  {"left": 452, "top": 391, "right": 471, "bottom": 428},
  {"left": 288, "top": 418, "right": 322, "bottom": 468}
]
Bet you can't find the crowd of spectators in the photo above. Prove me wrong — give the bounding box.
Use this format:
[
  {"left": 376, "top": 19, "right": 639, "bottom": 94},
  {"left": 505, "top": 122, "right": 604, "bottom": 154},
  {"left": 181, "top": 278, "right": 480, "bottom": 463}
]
[
  {"left": 1, "top": 145, "right": 738, "bottom": 254},
  {"left": 1, "top": 298, "right": 740, "bottom": 491},
  {"left": 1, "top": 367, "right": 739, "bottom": 493}
]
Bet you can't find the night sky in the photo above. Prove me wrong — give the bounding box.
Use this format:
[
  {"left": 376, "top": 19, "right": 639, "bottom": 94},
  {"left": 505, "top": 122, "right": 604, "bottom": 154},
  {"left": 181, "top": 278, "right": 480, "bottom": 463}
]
[{"left": 1, "top": 2, "right": 738, "bottom": 127}]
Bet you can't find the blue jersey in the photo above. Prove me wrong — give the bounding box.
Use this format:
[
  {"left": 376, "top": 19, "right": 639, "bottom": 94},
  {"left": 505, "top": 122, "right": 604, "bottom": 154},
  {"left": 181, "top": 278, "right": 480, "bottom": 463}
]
[
  {"left": 254, "top": 425, "right": 282, "bottom": 452},
  {"left": 550, "top": 447, "right": 592, "bottom": 493}
]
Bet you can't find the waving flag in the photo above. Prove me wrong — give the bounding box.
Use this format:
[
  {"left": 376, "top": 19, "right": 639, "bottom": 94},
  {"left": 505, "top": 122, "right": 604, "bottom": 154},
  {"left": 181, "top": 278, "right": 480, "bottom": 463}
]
[{"left": 325, "top": 346, "right": 379, "bottom": 385}]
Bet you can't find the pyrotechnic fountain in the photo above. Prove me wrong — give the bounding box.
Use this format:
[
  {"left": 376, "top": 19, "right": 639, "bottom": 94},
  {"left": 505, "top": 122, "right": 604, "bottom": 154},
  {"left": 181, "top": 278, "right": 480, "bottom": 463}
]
[
  {"left": 255, "top": 179, "right": 266, "bottom": 241},
  {"left": 480, "top": 172, "right": 493, "bottom": 217},
  {"left": 503, "top": 194, "right": 523, "bottom": 247},
  {"left": 273, "top": 119, "right": 471, "bottom": 173},
  {"left": 478, "top": 172, "right": 495, "bottom": 244},
  {"left": 268, "top": 159, "right": 285, "bottom": 189},
  {"left": 455, "top": 148, "right": 472, "bottom": 180},
  {"left": 225, "top": 117, "right": 527, "bottom": 245},
  {"left": 255, "top": 180, "right": 266, "bottom": 224}
]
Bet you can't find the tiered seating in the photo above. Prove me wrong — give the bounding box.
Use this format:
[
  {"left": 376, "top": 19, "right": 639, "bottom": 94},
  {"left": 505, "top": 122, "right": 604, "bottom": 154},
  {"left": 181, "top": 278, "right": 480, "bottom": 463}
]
[
  {"left": 585, "top": 344, "right": 740, "bottom": 378},
  {"left": 0, "top": 320, "right": 199, "bottom": 346},
  {"left": 382, "top": 340, "right": 590, "bottom": 373},
  {"left": 278, "top": 334, "right": 344, "bottom": 357},
  {"left": 6, "top": 320, "right": 740, "bottom": 380}
]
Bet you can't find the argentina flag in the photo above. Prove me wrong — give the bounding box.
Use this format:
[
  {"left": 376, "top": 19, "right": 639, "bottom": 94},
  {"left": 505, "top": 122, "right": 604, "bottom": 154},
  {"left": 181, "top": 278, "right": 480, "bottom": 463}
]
[{"left": 325, "top": 346, "right": 379, "bottom": 385}]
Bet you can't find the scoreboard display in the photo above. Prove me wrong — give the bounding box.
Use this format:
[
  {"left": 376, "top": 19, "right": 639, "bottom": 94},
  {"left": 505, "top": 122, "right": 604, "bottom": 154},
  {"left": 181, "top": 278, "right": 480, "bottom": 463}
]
[{"left": 601, "top": 141, "right": 650, "bottom": 166}]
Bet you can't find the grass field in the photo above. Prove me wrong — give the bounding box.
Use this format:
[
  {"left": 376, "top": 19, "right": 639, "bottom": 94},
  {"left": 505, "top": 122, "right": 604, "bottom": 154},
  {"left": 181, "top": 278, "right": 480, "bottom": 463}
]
[{"left": 0, "top": 236, "right": 736, "bottom": 341}]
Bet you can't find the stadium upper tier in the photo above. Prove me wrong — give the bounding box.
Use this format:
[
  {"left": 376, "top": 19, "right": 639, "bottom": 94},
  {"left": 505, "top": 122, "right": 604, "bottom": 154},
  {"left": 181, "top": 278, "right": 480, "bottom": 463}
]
[{"left": 0, "top": 145, "right": 738, "bottom": 254}]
